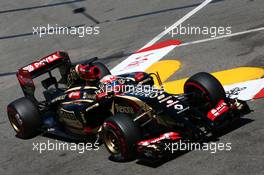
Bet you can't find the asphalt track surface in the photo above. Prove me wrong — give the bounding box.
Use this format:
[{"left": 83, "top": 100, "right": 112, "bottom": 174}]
[{"left": 0, "top": 0, "right": 264, "bottom": 175}]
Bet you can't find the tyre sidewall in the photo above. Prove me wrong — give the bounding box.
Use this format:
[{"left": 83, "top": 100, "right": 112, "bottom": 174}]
[
  {"left": 103, "top": 114, "right": 141, "bottom": 161},
  {"left": 7, "top": 97, "right": 41, "bottom": 139},
  {"left": 184, "top": 72, "right": 226, "bottom": 106}
]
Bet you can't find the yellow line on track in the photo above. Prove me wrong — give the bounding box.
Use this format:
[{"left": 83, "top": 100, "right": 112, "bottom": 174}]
[
  {"left": 146, "top": 60, "right": 264, "bottom": 94},
  {"left": 145, "top": 60, "right": 181, "bottom": 84}
]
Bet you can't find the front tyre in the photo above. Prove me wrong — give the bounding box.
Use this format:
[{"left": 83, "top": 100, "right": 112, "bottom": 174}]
[
  {"left": 102, "top": 114, "right": 141, "bottom": 162},
  {"left": 7, "top": 97, "right": 42, "bottom": 139},
  {"left": 184, "top": 72, "right": 226, "bottom": 109}
]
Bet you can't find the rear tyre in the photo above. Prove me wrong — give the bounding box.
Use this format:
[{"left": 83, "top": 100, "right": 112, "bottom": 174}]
[
  {"left": 7, "top": 97, "right": 42, "bottom": 139},
  {"left": 184, "top": 72, "right": 226, "bottom": 109},
  {"left": 103, "top": 114, "right": 141, "bottom": 162}
]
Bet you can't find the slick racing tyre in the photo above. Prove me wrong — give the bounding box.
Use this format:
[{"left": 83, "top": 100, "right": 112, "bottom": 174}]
[
  {"left": 7, "top": 97, "right": 42, "bottom": 139},
  {"left": 103, "top": 114, "right": 141, "bottom": 162},
  {"left": 93, "top": 62, "right": 111, "bottom": 79},
  {"left": 184, "top": 72, "right": 226, "bottom": 109}
]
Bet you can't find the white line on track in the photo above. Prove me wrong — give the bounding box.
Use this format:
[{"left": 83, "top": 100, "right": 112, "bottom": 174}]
[
  {"left": 111, "top": 0, "right": 213, "bottom": 73},
  {"left": 142, "top": 0, "right": 213, "bottom": 49},
  {"left": 177, "top": 27, "right": 264, "bottom": 47}
]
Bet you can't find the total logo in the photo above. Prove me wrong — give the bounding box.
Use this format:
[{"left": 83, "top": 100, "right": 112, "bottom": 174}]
[
  {"left": 166, "top": 99, "right": 184, "bottom": 110},
  {"left": 157, "top": 94, "right": 184, "bottom": 110},
  {"left": 115, "top": 104, "right": 134, "bottom": 114},
  {"left": 34, "top": 54, "right": 60, "bottom": 68}
]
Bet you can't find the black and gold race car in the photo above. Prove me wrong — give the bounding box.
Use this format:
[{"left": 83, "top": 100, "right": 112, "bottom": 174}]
[{"left": 7, "top": 51, "right": 250, "bottom": 161}]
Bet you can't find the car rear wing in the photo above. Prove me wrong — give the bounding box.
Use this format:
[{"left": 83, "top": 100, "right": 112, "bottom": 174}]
[{"left": 17, "top": 51, "right": 71, "bottom": 99}]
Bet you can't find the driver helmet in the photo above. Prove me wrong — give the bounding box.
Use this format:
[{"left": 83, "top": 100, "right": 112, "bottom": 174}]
[{"left": 75, "top": 64, "right": 101, "bottom": 81}]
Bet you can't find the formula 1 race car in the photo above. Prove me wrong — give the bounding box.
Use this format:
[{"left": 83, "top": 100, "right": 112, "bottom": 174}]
[
  {"left": 7, "top": 51, "right": 250, "bottom": 161},
  {"left": 6, "top": 51, "right": 155, "bottom": 140},
  {"left": 101, "top": 73, "right": 251, "bottom": 161}
]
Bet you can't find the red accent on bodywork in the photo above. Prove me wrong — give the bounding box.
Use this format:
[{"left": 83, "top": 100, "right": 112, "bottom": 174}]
[
  {"left": 207, "top": 100, "right": 229, "bottom": 121},
  {"left": 17, "top": 69, "right": 34, "bottom": 87},
  {"left": 83, "top": 127, "right": 93, "bottom": 133},
  {"left": 134, "top": 72, "right": 145, "bottom": 82},
  {"left": 96, "top": 92, "right": 108, "bottom": 100},
  {"left": 100, "top": 75, "right": 117, "bottom": 84},
  {"left": 137, "top": 132, "right": 181, "bottom": 146},
  {"left": 78, "top": 65, "right": 101, "bottom": 80},
  {"left": 68, "top": 91, "right": 81, "bottom": 99},
  {"left": 136, "top": 40, "right": 181, "bottom": 53},
  {"left": 16, "top": 69, "right": 35, "bottom": 96},
  {"left": 253, "top": 88, "right": 264, "bottom": 99}
]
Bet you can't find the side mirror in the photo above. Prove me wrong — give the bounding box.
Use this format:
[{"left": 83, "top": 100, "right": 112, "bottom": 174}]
[{"left": 149, "top": 72, "right": 163, "bottom": 86}]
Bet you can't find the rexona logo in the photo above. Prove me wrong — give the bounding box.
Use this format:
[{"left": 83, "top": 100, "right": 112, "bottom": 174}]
[{"left": 23, "top": 54, "right": 60, "bottom": 72}]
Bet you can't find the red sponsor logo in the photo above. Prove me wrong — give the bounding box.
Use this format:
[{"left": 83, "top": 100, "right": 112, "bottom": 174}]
[
  {"left": 137, "top": 132, "right": 181, "bottom": 146},
  {"left": 68, "top": 91, "right": 81, "bottom": 99},
  {"left": 134, "top": 72, "right": 144, "bottom": 81},
  {"left": 23, "top": 53, "right": 61, "bottom": 72},
  {"left": 207, "top": 100, "right": 229, "bottom": 121},
  {"left": 100, "top": 75, "right": 117, "bottom": 84},
  {"left": 95, "top": 92, "right": 108, "bottom": 100}
]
